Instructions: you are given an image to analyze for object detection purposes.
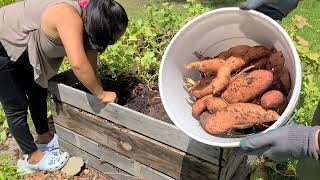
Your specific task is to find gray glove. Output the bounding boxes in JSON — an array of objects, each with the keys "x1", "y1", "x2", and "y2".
[
  {"x1": 240, "y1": 123, "x2": 320, "y2": 162},
  {"x1": 240, "y1": 0, "x2": 299, "y2": 20}
]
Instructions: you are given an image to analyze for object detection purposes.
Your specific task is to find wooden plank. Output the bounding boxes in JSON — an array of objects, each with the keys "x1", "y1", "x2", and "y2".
[
  {"x1": 232, "y1": 155, "x2": 256, "y2": 180},
  {"x1": 220, "y1": 149, "x2": 256, "y2": 180},
  {"x1": 52, "y1": 102, "x2": 219, "y2": 180},
  {"x1": 48, "y1": 75, "x2": 222, "y2": 164},
  {"x1": 59, "y1": 139, "x2": 135, "y2": 180},
  {"x1": 55, "y1": 124, "x2": 174, "y2": 180}
]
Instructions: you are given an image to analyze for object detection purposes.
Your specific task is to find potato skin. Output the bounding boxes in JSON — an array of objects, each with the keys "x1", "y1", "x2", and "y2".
[
  {"x1": 191, "y1": 56, "x2": 245, "y2": 99},
  {"x1": 222, "y1": 70, "x2": 273, "y2": 103},
  {"x1": 185, "y1": 58, "x2": 225, "y2": 73},
  {"x1": 275, "y1": 97, "x2": 289, "y2": 115},
  {"x1": 192, "y1": 95, "x2": 212, "y2": 120},
  {"x1": 261, "y1": 90, "x2": 285, "y2": 109},
  {"x1": 280, "y1": 66, "x2": 291, "y2": 95},
  {"x1": 191, "y1": 76, "x2": 215, "y2": 91},
  {"x1": 205, "y1": 97, "x2": 228, "y2": 113},
  {"x1": 199, "y1": 103, "x2": 279, "y2": 135}
]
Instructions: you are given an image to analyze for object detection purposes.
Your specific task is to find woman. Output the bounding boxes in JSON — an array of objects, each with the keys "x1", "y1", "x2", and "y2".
[{"x1": 0, "y1": 0, "x2": 128, "y2": 171}]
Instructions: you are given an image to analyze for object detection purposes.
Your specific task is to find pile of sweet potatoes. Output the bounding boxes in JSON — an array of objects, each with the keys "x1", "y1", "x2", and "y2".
[{"x1": 184, "y1": 45, "x2": 291, "y2": 135}]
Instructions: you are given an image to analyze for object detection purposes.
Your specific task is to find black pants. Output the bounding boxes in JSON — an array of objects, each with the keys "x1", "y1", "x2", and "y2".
[{"x1": 0, "y1": 42, "x2": 48, "y2": 154}]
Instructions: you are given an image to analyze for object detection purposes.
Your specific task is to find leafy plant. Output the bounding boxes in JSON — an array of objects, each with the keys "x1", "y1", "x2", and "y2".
[
  {"x1": 98, "y1": 0, "x2": 209, "y2": 84},
  {"x1": 286, "y1": 15, "x2": 320, "y2": 125},
  {"x1": 0, "y1": 154, "x2": 22, "y2": 180},
  {"x1": 0, "y1": 0, "x2": 15, "y2": 7}
]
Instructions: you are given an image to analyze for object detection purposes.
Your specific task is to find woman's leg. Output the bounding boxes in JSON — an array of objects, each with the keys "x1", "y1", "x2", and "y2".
[
  {"x1": 0, "y1": 51, "x2": 40, "y2": 158},
  {"x1": 15, "y1": 53, "x2": 52, "y2": 144}
]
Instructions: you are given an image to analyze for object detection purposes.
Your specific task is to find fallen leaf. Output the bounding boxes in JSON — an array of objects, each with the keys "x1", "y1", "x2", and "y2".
[
  {"x1": 296, "y1": 36, "x2": 310, "y2": 52},
  {"x1": 306, "y1": 53, "x2": 320, "y2": 62},
  {"x1": 294, "y1": 15, "x2": 313, "y2": 29}
]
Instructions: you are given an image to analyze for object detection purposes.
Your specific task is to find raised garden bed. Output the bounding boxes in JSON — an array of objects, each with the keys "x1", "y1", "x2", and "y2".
[{"x1": 48, "y1": 70, "x2": 257, "y2": 180}]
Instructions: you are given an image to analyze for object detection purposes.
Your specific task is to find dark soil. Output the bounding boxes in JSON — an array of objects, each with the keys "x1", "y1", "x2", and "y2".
[{"x1": 73, "y1": 75, "x2": 173, "y2": 124}]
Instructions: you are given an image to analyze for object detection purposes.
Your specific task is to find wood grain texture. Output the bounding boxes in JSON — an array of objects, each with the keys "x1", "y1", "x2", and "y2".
[
  {"x1": 59, "y1": 139, "x2": 135, "y2": 180},
  {"x1": 52, "y1": 102, "x2": 219, "y2": 179},
  {"x1": 56, "y1": 124, "x2": 174, "y2": 180},
  {"x1": 48, "y1": 72, "x2": 222, "y2": 165},
  {"x1": 220, "y1": 149, "x2": 257, "y2": 180}
]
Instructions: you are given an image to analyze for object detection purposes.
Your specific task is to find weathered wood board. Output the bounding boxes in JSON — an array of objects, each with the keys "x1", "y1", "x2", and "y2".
[
  {"x1": 56, "y1": 124, "x2": 174, "y2": 180},
  {"x1": 49, "y1": 71, "x2": 257, "y2": 180},
  {"x1": 52, "y1": 102, "x2": 220, "y2": 180},
  {"x1": 49, "y1": 71, "x2": 226, "y2": 163}
]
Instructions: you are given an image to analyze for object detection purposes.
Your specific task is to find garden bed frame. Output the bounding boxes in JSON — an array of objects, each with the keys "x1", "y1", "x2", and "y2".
[{"x1": 48, "y1": 70, "x2": 257, "y2": 180}]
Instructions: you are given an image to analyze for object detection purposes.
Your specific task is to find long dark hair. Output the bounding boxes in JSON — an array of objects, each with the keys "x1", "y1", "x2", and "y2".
[{"x1": 83, "y1": 0, "x2": 128, "y2": 52}]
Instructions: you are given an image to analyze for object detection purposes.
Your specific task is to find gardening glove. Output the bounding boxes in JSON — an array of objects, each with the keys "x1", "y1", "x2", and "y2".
[
  {"x1": 240, "y1": 123, "x2": 320, "y2": 162},
  {"x1": 239, "y1": 0, "x2": 299, "y2": 20}
]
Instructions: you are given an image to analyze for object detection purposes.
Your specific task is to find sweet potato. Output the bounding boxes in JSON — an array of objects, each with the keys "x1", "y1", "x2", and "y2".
[
  {"x1": 226, "y1": 45, "x2": 251, "y2": 58},
  {"x1": 280, "y1": 66, "x2": 291, "y2": 95},
  {"x1": 205, "y1": 97, "x2": 228, "y2": 113},
  {"x1": 261, "y1": 90, "x2": 285, "y2": 109},
  {"x1": 192, "y1": 95, "x2": 212, "y2": 119},
  {"x1": 216, "y1": 51, "x2": 229, "y2": 60},
  {"x1": 222, "y1": 70, "x2": 273, "y2": 103},
  {"x1": 191, "y1": 76, "x2": 215, "y2": 91},
  {"x1": 244, "y1": 46, "x2": 272, "y2": 63},
  {"x1": 185, "y1": 58, "x2": 225, "y2": 73},
  {"x1": 275, "y1": 97, "x2": 289, "y2": 115},
  {"x1": 191, "y1": 66, "x2": 231, "y2": 99},
  {"x1": 199, "y1": 103, "x2": 279, "y2": 135},
  {"x1": 267, "y1": 51, "x2": 286, "y2": 90},
  {"x1": 190, "y1": 56, "x2": 248, "y2": 99},
  {"x1": 249, "y1": 57, "x2": 269, "y2": 70},
  {"x1": 230, "y1": 65, "x2": 255, "y2": 82}
]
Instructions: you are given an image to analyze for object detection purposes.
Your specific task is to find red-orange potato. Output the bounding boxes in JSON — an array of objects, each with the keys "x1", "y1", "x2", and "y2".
[
  {"x1": 222, "y1": 70, "x2": 273, "y2": 103},
  {"x1": 205, "y1": 97, "x2": 228, "y2": 113},
  {"x1": 244, "y1": 46, "x2": 272, "y2": 63},
  {"x1": 199, "y1": 103, "x2": 279, "y2": 135},
  {"x1": 261, "y1": 90, "x2": 285, "y2": 109},
  {"x1": 276, "y1": 97, "x2": 289, "y2": 115},
  {"x1": 191, "y1": 76, "x2": 215, "y2": 91},
  {"x1": 192, "y1": 95, "x2": 212, "y2": 120},
  {"x1": 280, "y1": 66, "x2": 291, "y2": 95},
  {"x1": 185, "y1": 58, "x2": 225, "y2": 73}
]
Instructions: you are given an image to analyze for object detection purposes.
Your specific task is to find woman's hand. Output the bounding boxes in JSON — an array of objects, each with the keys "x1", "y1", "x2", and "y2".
[
  {"x1": 239, "y1": 0, "x2": 299, "y2": 20},
  {"x1": 97, "y1": 91, "x2": 118, "y2": 103},
  {"x1": 240, "y1": 123, "x2": 320, "y2": 162}
]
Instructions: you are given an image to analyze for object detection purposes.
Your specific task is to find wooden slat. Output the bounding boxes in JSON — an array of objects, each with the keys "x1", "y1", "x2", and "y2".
[
  {"x1": 231, "y1": 155, "x2": 257, "y2": 180},
  {"x1": 55, "y1": 124, "x2": 174, "y2": 180},
  {"x1": 49, "y1": 75, "x2": 224, "y2": 164},
  {"x1": 59, "y1": 139, "x2": 135, "y2": 180},
  {"x1": 52, "y1": 102, "x2": 219, "y2": 180},
  {"x1": 220, "y1": 149, "x2": 256, "y2": 180}
]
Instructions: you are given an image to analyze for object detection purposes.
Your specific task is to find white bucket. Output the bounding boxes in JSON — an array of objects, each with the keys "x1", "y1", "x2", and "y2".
[{"x1": 159, "y1": 8, "x2": 302, "y2": 147}]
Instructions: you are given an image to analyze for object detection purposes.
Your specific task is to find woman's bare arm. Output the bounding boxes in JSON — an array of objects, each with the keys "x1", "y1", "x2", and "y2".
[{"x1": 51, "y1": 4, "x2": 105, "y2": 99}]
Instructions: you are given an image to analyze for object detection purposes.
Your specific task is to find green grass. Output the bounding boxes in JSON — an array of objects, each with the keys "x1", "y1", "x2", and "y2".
[
  {"x1": 283, "y1": 0, "x2": 320, "y2": 52},
  {"x1": 117, "y1": 0, "x2": 242, "y2": 18}
]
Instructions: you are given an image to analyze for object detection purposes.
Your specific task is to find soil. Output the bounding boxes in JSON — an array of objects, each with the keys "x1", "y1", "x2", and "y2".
[
  {"x1": 73, "y1": 75, "x2": 173, "y2": 124},
  {"x1": 25, "y1": 167, "x2": 110, "y2": 180}
]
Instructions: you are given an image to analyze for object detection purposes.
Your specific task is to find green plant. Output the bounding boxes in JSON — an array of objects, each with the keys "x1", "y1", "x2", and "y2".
[
  {"x1": 0, "y1": 154, "x2": 22, "y2": 180},
  {"x1": 285, "y1": 15, "x2": 320, "y2": 125},
  {"x1": 0, "y1": 0, "x2": 15, "y2": 7},
  {"x1": 98, "y1": 1, "x2": 209, "y2": 84}
]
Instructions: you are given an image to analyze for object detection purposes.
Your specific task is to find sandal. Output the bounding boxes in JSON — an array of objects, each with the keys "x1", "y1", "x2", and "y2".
[
  {"x1": 26, "y1": 150, "x2": 70, "y2": 172},
  {"x1": 36, "y1": 134, "x2": 59, "y2": 152}
]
